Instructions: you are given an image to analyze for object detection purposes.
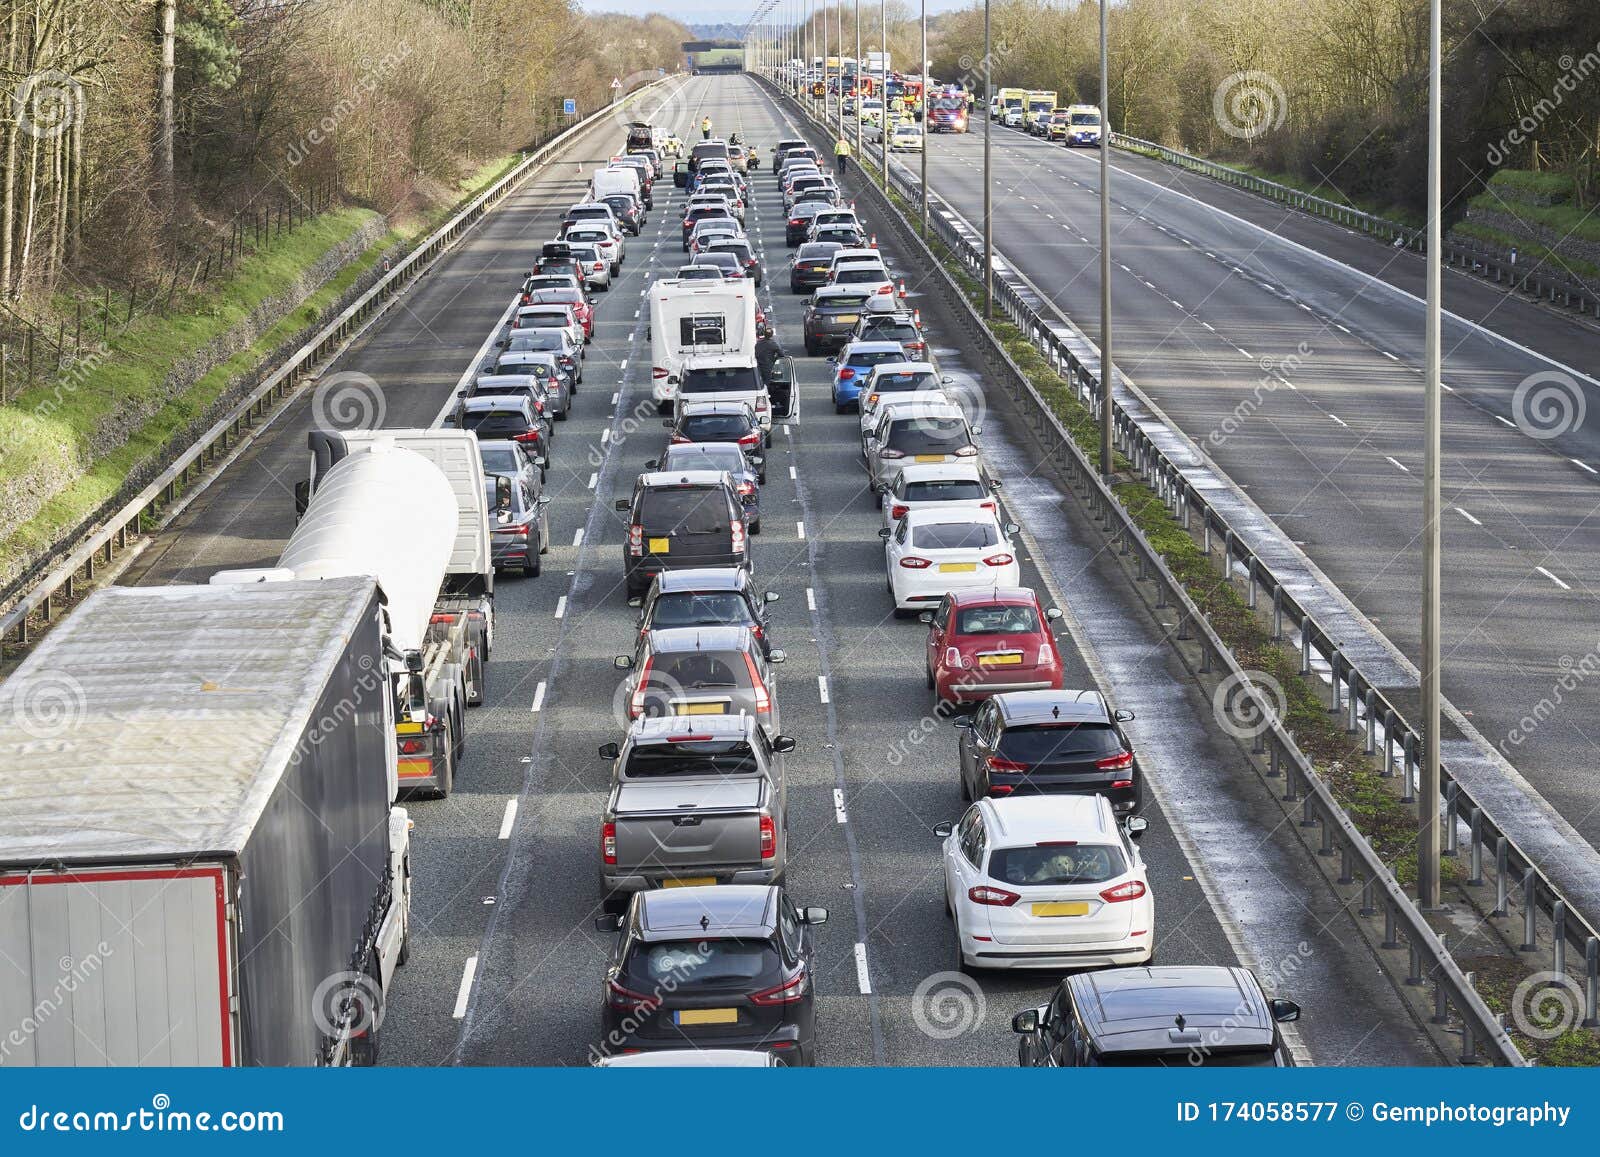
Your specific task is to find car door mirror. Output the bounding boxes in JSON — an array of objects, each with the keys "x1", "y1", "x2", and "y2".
[
  {"x1": 772, "y1": 734, "x2": 797, "y2": 753},
  {"x1": 1124, "y1": 816, "x2": 1149, "y2": 840},
  {"x1": 662, "y1": 419, "x2": 674, "y2": 428},
  {"x1": 952, "y1": 715, "x2": 973, "y2": 729},
  {"x1": 626, "y1": 596, "x2": 643, "y2": 609},
  {"x1": 533, "y1": 456, "x2": 547, "y2": 468},
  {"x1": 800, "y1": 906, "x2": 829, "y2": 925},
  {"x1": 1004, "y1": 522, "x2": 1020, "y2": 536},
  {"x1": 918, "y1": 611, "x2": 934, "y2": 624},
  {"x1": 768, "y1": 649, "x2": 787, "y2": 664},
  {"x1": 940, "y1": 374, "x2": 953, "y2": 384},
  {"x1": 1012, "y1": 1008, "x2": 1043, "y2": 1035},
  {"x1": 1045, "y1": 607, "x2": 1063, "y2": 621},
  {"x1": 614, "y1": 498, "x2": 632, "y2": 512},
  {"x1": 613, "y1": 655, "x2": 634, "y2": 670},
  {"x1": 1270, "y1": 999, "x2": 1301, "y2": 1023},
  {"x1": 645, "y1": 459, "x2": 659, "y2": 470},
  {"x1": 878, "y1": 527, "x2": 892, "y2": 539},
  {"x1": 1114, "y1": 708, "x2": 1135, "y2": 722},
  {"x1": 763, "y1": 590, "x2": 780, "y2": 603},
  {"x1": 593, "y1": 914, "x2": 623, "y2": 933},
  {"x1": 750, "y1": 456, "x2": 764, "y2": 467},
  {"x1": 537, "y1": 496, "x2": 552, "y2": 507},
  {"x1": 989, "y1": 478, "x2": 1003, "y2": 491},
  {"x1": 872, "y1": 481, "x2": 887, "y2": 493},
  {"x1": 932, "y1": 820, "x2": 954, "y2": 838},
  {"x1": 597, "y1": 742, "x2": 621, "y2": 760},
  {"x1": 971, "y1": 425, "x2": 984, "y2": 436}
]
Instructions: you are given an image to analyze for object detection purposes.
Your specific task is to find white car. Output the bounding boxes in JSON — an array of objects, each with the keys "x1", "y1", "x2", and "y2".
[
  {"x1": 830, "y1": 261, "x2": 895, "y2": 296},
  {"x1": 890, "y1": 124, "x2": 924, "y2": 152},
  {"x1": 858, "y1": 361, "x2": 946, "y2": 439},
  {"x1": 828, "y1": 248, "x2": 882, "y2": 277},
  {"x1": 938, "y1": 795, "x2": 1153, "y2": 971},
  {"x1": 859, "y1": 98, "x2": 884, "y2": 126},
  {"x1": 1002, "y1": 106, "x2": 1026, "y2": 127},
  {"x1": 564, "y1": 242, "x2": 611, "y2": 292},
  {"x1": 512, "y1": 305, "x2": 584, "y2": 354},
  {"x1": 879, "y1": 462, "x2": 999, "y2": 527},
  {"x1": 565, "y1": 225, "x2": 622, "y2": 274},
  {"x1": 880, "y1": 508, "x2": 1020, "y2": 611}
]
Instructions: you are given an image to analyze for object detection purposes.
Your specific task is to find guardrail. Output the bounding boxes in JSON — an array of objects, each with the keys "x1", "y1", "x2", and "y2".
[
  {"x1": 773, "y1": 73, "x2": 1600, "y2": 1064},
  {"x1": 1110, "y1": 132, "x2": 1600, "y2": 319},
  {"x1": 0, "y1": 78, "x2": 677, "y2": 652}
]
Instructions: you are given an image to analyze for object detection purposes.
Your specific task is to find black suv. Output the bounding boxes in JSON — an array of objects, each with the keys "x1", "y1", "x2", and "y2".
[
  {"x1": 955, "y1": 689, "x2": 1141, "y2": 813},
  {"x1": 596, "y1": 885, "x2": 827, "y2": 1065},
  {"x1": 616, "y1": 469, "x2": 750, "y2": 597},
  {"x1": 789, "y1": 241, "x2": 843, "y2": 293},
  {"x1": 1014, "y1": 966, "x2": 1301, "y2": 1067}
]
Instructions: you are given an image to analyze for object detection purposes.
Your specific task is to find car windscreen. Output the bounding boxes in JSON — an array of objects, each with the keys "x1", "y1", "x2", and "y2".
[
  {"x1": 1072, "y1": 112, "x2": 1100, "y2": 125},
  {"x1": 681, "y1": 366, "x2": 761, "y2": 394},
  {"x1": 797, "y1": 244, "x2": 841, "y2": 262},
  {"x1": 836, "y1": 267, "x2": 888, "y2": 284},
  {"x1": 681, "y1": 413, "x2": 752, "y2": 441},
  {"x1": 462, "y1": 411, "x2": 529, "y2": 437},
  {"x1": 622, "y1": 740, "x2": 757, "y2": 777},
  {"x1": 911, "y1": 521, "x2": 997, "y2": 550},
  {"x1": 989, "y1": 843, "x2": 1126, "y2": 886},
  {"x1": 863, "y1": 323, "x2": 919, "y2": 345},
  {"x1": 507, "y1": 333, "x2": 564, "y2": 352},
  {"x1": 638, "y1": 487, "x2": 729, "y2": 532},
  {"x1": 819, "y1": 294, "x2": 870, "y2": 311},
  {"x1": 955, "y1": 603, "x2": 1041, "y2": 635},
  {"x1": 627, "y1": 939, "x2": 780, "y2": 989},
  {"x1": 886, "y1": 416, "x2": 969, "y2": 453},
  {"x1": 650, "y1": 592, "x2": 755, "y2": 630},
  {"x1": 901, "y1": 476, "x2": 985, "y2": 503},
  {"x1": 933, "y1": 98, "x2": 962, "y2": 110},
  {"x1": 996, "y1": 722, "x2": 1122, "y2": 762}
]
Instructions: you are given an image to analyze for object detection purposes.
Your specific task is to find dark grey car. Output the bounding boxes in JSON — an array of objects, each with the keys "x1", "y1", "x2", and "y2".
[
  {"x1": 482, "y1": 465, "x2": 550, "y2": 577},
  {"x1": 647, "y1": 443, "x2": 763, "y2": 532}
]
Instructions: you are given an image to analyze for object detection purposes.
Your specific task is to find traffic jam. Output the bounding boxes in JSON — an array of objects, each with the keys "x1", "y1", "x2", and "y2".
[{"x1": 437, "y1": 112, "x2": 1301, "y2": 1069}]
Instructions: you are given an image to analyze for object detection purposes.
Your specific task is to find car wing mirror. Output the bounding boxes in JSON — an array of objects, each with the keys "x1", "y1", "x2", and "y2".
[
  {"x1": 878, "y1": 528, "x2": 892, "y2": 539},
  {"x1": 1270, "y1": 999, "x2": 1301, "y2": 1023},
  {"x1": 1045, "y1": 606, "x2": 1064, "y2": 621},
  {"x1": 1012, "y1": 1008, "x2": 1042, "y2": 1035},
  {"x1": 952, "y1": 715, "x2": 973, "y2": 728},
  {"x1": 932, "y1": 820, "x2": 954, "y2": 838},
  {"x1": 767, "y1": 649, "x2": 787, "y2": 664},
  {"x1": 1114, "y1": 708, "x2": 1135, "y2": 722},
  {"x1": 597, "y1": 742, "x2": 621, "y2": 759},
  {"x1": 1124, "y1": 816, "x2": 1149, "y2": 841},
  {"x1": 1004, "y1": 522, "x2": 1020, "y2": 536},
  {"x1": 593, "y1": 914, "x2": 623, "y2": 933},
  {"x1": 918, "y1": 611, "x2": 934, "y2": 624},
  {"x1": 613, "y1": 655, "x2": 634, "y2": 670},
  {"x1": 614, "y1": 498, "x2": 631, "y2": 512},
  {"x1": 801, "y1": 906, "x2": 829, "y2": 925},
  {"x1": 772, "y1": 734, "x2": 797, "y2": 753}
]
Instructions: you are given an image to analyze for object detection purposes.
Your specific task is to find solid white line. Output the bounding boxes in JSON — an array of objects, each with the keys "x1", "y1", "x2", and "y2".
[
  {"x1": 1329, "y1": 414, "x2": 1347, "y2": 427},
  {"x1": 619, "y1": 359, "x2": 628, "y2": 372},
  {"x1": 498, "y1": 799, "x2": 518, "y2": 840},
  {"x1": 573, "y1": 527, "x2": 585, "y2": 547},
  {"x1": 1495, "y1": 415, "x2": 1516, "y2": 428},
  {"x1": 833, "y1": 788, "x2": 848, "y2": 823},
  {"x1": 1456, "y1": 507, "x2": 1482, "y2": 526},
  {"x1": 789, "y1": 465, "x2": 797, "y2": 479},
  {"x1": 1385, "y1": 456, "x2": 1410, "y2": 473},
  {"x1": 806, "y1": 587, "x2": 816, "y2": 611},
  {"x1": 452, "y1": 956, "x2": 479, "y2": 1019},
  {"x1": 530, "y1": 680, "x2": 547, "y2": 712},
  {"x1": 1573, "y1": 459, "x2": 1598, "y2": 475},
  {"x1": 554, "y1": 595, "x2": 568, "y2": 619},
  {"x1": 432, "y1": 295, "x2": 519, "y2": 427},
  {"x1": 796, "y1": 521, "x2": 806, "y2": 539},
  {"x1": 817, "y1": 675, "x2": 830, "y2": 703},
  {"x1": 1237, "y1": 348, "x2": 1252, "y2": 359},
  {"x1": 587, "y1": 472, "x2": 598, "y2": 489},
  {"x1": 853, "y1": 943, "x2": 872, "y2": 994},
  {"x1": 611, "y1": 392, "x2": 620, "y2": 404},
  {"x1": 600, "y1": 428, "x2": 611, "y2": 445},
  {"x1": 1536, "y1": 566, "x2": 1571, "y2": 591}
]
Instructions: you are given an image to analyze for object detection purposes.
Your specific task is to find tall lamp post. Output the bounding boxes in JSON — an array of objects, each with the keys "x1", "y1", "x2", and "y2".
[
  {"x1": 1097, "y1": 0, "x2": 1113, "y2": 476},
  {"x1": 880, "y1": 0, "x2": 889, "y2": 195},
  {"x1": 854, "y1": 0, "x2": 862, "y2": 163},
  {"x1": 836, "y1": 1, "x2": 845, "y2": 139},
  {"x1": 919, "y1": 0, "x2": 927, "y2": 239},
  {"x1": 981, "y1": 0, "x2": 992, "y2": 317}
]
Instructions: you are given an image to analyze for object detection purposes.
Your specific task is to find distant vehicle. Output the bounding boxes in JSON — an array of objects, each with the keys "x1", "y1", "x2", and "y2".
[
  {"x1": 480, "y1": 443, "x2": 550, "y2": 577},
  {"x1": 1063, "y1": 104, "x2": 1103, "y2": 147},
  {"x1": 1025, "y1": 91, "x2": 1058, "y2": 134},
  {"x1": 890, "y1": 123, "x2": 924, "y2": 152}
]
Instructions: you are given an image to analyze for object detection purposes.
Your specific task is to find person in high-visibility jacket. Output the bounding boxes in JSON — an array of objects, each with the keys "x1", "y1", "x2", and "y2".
[
  {"x1": 701, "y1": 116, "x2": 712, "y2": 139},
  {"x1": 834, "y1": 135, "x2": 852, "y2": 177}
]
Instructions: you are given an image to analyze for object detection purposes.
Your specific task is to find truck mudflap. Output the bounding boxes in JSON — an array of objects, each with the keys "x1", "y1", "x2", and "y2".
[{"x1": 396, "y1": 716, "x2": 453, "y2": 797}]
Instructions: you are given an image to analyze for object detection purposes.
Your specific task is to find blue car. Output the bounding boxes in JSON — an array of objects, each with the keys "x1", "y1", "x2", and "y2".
[{"x1": 829, "y1": 340, "x2": 911, "y2": 413}]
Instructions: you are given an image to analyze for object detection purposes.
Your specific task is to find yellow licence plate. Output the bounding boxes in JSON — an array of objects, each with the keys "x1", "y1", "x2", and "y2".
[
  {"x1": 835, "y1": 313, "x2": 858, "y2": 324},
  {"x1": 1032, "y1": 901, "x2": 1091, "y2": 918},
  {"x1": 649, "y1": 537, "x2": 670, "y2": 554},
  {"x1": 939, "y1": 562, "x2": 977, "y2": 573},
  {"x1": 674, "y1": 701, "x2": 728, "y2": 715},
  {"x1": 663, "y1": 876, "x2": 717, "y2": 888},
  {"x1": 914, "y1": 454, "x2": 946, "y2": 463},
  {"x1": 978, "y1": 653, "x2": 1023, "y2": 666},
  {"x1": 677, "y1": 1007, "x2": 739, "y2": 1026}
]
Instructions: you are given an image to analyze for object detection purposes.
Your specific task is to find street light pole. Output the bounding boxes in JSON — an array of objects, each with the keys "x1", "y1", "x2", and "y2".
[
  {"x1": 982, "y1": 0, "x2": 992, "y2": 318},
  {"x1": 1097, "y1": 0, "x2": 1113, "y2": 476},
  {"x1": 854, "y1": 0, "x2": 862, "y2": 163},
  {"x1": 919, "y1": 0, "x2": 927, "y2": 239},
  {"x1": 836, "y1": 1, "x2": 845, "y2": 140},
  {"x1": 1418, "y1": 0, "x2": 1444, "y2": 911},
  {"x1": 880, "y1": 0, "x2": 888, "y2": 195}
]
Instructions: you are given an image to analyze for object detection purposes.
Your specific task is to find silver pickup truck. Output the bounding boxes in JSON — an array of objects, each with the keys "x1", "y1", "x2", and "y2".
[{"x1": 598, "y1": 714, "x2": 793, "y2": 910}]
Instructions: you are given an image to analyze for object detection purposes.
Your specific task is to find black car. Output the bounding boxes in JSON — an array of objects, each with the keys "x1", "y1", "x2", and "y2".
[
  {"x1": 854, "y1": 308, "x2": 929, "y2": 360},
  {"x1": 789, "y1": 241, "x2": 842, "y2": 293},
  {"x1": 802, "y1": 287, "x2": 874, "y2": 355},
  {"x1": 665, "y1": 402, "x2": 764, "y2": 472},
  {"x1": 648, "y1": 443, "x2": 764, "y2": 530},
  {"x1": 1013, "y1": 967, "x2": 1301, "y2": 1067},
  {"x1": 453, "y1": 396, "x2": 551, "y2": 463},
  {"x1": 601, "y1": 193, "x2": 646, "y2": 235},
  {"x1": 785, "y1": 201, "x2": 830, "y2": 246},
  {"x1": 955, "y1": 689, "x2": 1141, "y2": 813},
  {"x1": 707, "y1": 238, "x2": 762, "y2": 285},
  {"x1": 616, "y1": 469, "x2": 750, "y2": 597},
  {"x1": 772, "y1": 139, "x2": 812, "y2": 170},
  {"x1": 631, "y1": 567, "x2": 779, "y2": 653},
  {"x1": 596, "y1": 885, "x2": 827, "y2": 1065},
  {"x1": 682, "y1": 205, "x2": 734, "y2": 251}
]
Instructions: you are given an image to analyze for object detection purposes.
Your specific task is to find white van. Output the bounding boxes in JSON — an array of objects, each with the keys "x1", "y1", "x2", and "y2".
[
  {"x1": 648, "y1": 279, "x2": 758, "y2": 406},
  {"x1": 590, "y1": 166, "x2": 641, "y2": 202}
]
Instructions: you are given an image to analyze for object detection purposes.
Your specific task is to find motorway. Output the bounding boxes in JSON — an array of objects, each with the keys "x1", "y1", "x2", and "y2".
[
  {"x1": 861, "y1": 109, "x2": 1600, "y2": 853},
  {"x1": 121, "y1": 76, "x2": 1434, "y2": 1066}
]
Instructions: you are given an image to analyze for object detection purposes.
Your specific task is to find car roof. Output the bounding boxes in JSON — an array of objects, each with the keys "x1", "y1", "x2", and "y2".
[
  {"x1": 882, "y1": 400, "x2": 964, "y2": 420},
  {"x1": 797, "y1": 241, "x2": 843, "y2": 256},
  {"x1": 654, "y1": 567, "x2": 752, "y2": 594},
  {"x1": 1067, "y1": 967, "x2": 1276, "y2": 1052},
  {"x1": 636, "y1": 469, "x2": 732, "y2": 489},
  {"x1": 832, "y1": 248, "x2": 880, "y2": 261},
  {"x1": 812, "y1": 284, "x2": 874, "y2": 300},
  {"x1": 842, "y1": 340, "x2": 907, "y2": 356},
  {"x1": 901, "y1": 507, "x2": 998, "y2": 528},
  {"x1": 867, "y1": 362, "x2": 939, "y2": 382},
  {"x1": 645, "y1": 625, "x2": 757, "y2": 653},
  {"x1": 993, "y1": 688, "x2": 1111, "y2": 725},
  {"x1": 896, "y1": 461, "x2": 984, "y2": 483},
  {"x1": 979, "y1": 793, "x2": 1114, "y2": 845},
  {"x1": 637, "y1": 885, "x2": 777, "y2": 938}
]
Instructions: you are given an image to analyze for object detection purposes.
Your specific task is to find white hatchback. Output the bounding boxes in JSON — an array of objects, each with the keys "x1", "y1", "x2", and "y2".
[
  {"x1": 565, "y1": 225, "x2": 622, "y2": 274},
  {"x1": 881, "y1": 508, "x2": 1020, "y2": 611},
  {"x1": 938, "y1": 795, "x2": 1153, "y2": 971},
  {"x1": 879, "y1": 462, "x2": 999, "y2": 528}
]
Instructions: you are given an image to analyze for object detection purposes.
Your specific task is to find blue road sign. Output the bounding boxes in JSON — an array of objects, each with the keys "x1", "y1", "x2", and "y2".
[{"x1": 562, "y1": 98, "x2": 576, "y2": 116}]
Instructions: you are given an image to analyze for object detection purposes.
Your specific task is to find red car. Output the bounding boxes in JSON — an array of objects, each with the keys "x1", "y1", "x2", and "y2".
[
  {"x1": 527, "y1": 287, "x2": 593, "y2": 339},
  {"x1": 921, "y1": 588, "x2": 1065, "y2": 707}
]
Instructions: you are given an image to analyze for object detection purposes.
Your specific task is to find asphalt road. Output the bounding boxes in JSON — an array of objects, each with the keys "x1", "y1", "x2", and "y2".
[
  {"x1": 121, "y1": 76, "x2": 1436, "y2": 1067},
  {"x1": 875, "y1": 112, "x2": 1600, "y2": 854}
]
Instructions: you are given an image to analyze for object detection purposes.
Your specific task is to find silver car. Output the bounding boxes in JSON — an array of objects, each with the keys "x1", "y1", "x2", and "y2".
[
  {"x1": 614, "y1": 625, "x2": 785, "y2": 736},
  {"x1": 865, "y1": 400, "x2": 983, "y2": 490}
]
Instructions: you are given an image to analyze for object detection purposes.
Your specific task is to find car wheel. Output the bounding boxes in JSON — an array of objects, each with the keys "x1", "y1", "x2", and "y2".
[
  {"x1": 750, "y1": 518, "x2": 762, "y2": 534},
  {"x1": 953, "y1": 920, "x2": 976, "y2": 975},
  {"x1": 834, "y1": 400, "x2": 847, "y2": 414},
  {"x1": 757, "y1": 470, "x2": 767, "y2": 485},
  {"x1": 528, "y1": 549, "x2": 542, "y2": 578},
  {"x1": 555, "y1": 408, "x2": 569, "y2": 421}
]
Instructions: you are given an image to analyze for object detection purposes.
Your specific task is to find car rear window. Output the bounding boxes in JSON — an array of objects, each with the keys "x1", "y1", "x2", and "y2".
[
  {"x1": 711, "y1": 242, "x2": 753, "y2": 261},
  {"x1": 797, "y1": 243, "x2": 840, "y2": 261},
  {"x1": 681, "y1": 366, "x2": 761, "y2": 394},
  {"x1": 836, "y1": 267, "x2": 888, "y2": 285},
  {"x1": 681, "y1": 413, "x2": 752, "y2": 441},
  {"x1": 988, "y1": 844, "x2": 1125, "y2": 886},
  {"x1": 886, "y1": 416, "x2": 969, "y2": 453},
  {"x1": 955, "y1": 604, "x2": 1039, "y2": 634},
  {"x1": 623, "y1": 740, "x2": 758, "y2": 777},
  {"x1": 520, "y1": 310, "x2": 569, "y2": 328},
  {"x1": 912, "y1": 522, "x2": 997, "y2": 550},
  {"x1": 629, "y1": 939, "x2": 779, "y2": 988},
  {"x1": 665, "y1": 445, "x2": 745, "y2": 473},
  {"x1": 847, "y1": 348, "x2": 906, "y2": 367},
  {"x1": 508, "y1": 333, "x2": 564, "y2": 352},
  {"x1": 864, "y1": 323, "x2": 919, "y2": 345},
  {"x1": 821, "y1": 293, "x2": 870, "y2": 310},
  {"x1": 650, "y1": 593, "x2": 754, "y2": 630},
  {"x1": 463, "y1": 411, "x2": 529, "y2": 437},
  {"x1": 902, "y1": 477, "x2": 985, "y2": 503},
  {"x1": 649, "y1": 649, "x2": 754, "y2": 692},
  {"x1": 996, "y1": 722, "x2": 1122, "y2": 762},
  {"x1": 491, "y1": 361, "x2": 552, "y2": 377},
  {"x1": 638, "y1": 486, "x2": 730, "y2": 531},
  {"x1": 479, "y1": 447, "x2": 522, "y2": 474}
]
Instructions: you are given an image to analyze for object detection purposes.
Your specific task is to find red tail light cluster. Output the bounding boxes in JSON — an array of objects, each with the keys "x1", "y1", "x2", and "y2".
[
  {"x1": 759, "y1": 813, "x2": 776, "y2": 859},
  {"x1": 1099, "y1": 879, "x2": 1147, "y2": 903},
  {"x1": 750, "y1": 967, "x2": 808, "y2": 1005},
  {"x1": 601, "y1": 822, "x2": 617, "y2": 865},
  {"x1": 1097, "y1": 751, "x2": 1134, "y2": 772},
  {"x1": 628, "y1": 524, "x2": 643, "y2": 557},
  {"x1": 898, "y1": 556, "x2": 932, "y2": 569},
  {"x1": 967, "y1": 884, "x2": 1020, "y2": 907},
  {"x1": 986, "y1": 756, "x2": 1027, "y2": 773},
  {"x1": 890, "y1": 503, "x2": 910, "y2": 520},
  {"x1": 606, "y1": 979, "x2": 658, "y2": 1013},
  {"x1": 983, "y1": 554, "x2": 1014, "y2": 567}
]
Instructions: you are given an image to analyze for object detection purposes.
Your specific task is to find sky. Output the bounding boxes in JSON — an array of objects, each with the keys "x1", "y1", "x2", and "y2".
[{"x1": 581, "y1": 1, "x2": 973, "y2": 23}]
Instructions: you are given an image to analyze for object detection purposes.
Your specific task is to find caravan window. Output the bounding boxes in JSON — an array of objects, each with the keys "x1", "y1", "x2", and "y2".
[{"x1": 680, "y1": 314, "x2": 728, "y2": 347}]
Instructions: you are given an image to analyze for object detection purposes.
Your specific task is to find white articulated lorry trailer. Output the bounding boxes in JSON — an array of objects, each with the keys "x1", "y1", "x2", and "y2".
[
  {"x1": 0, "y1": 577, "x2": 410, "y2": 1067},
  {"x1": 280, "y1": 429, "x2": 495, "y2": 798}
]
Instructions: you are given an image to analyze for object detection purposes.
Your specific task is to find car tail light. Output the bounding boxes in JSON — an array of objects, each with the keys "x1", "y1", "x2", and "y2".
[
  {"x1": 878, "y1": 448, "x2": 905, "y2": 459},
  {"x1": 986, "y1": 756, "x2": 1027, "y2": 772},
  {"x1": 983, "y1": 553, "x2": 1014, "y2": 567},
  {"x1": 944, "y1": 646, "x2": 967, "y2": 670},
  {"x1": 627, "y1": 657, "x2": 657, "y2": 717},
  {"x1": 738, "y1": 431, "x2": 761, "y2": 446},
  {"x1": 670, "y1": 434, "x2": 690, "y2": 444},
  {"x1": 979, "y1": 501, "x2": 996, "y2": 511},
  {"x1": 759, "y1": 813, "x2": 776, "y2": 859},
  {"x1": 594, "y1": 261, "x2": 604, "y2": 272},
  {"x1": 532, "y1": 399, "x2": 545, "y2": 414},
  {"x1": 967, "y1": 885, "x2": 1020, "y2": 907},
  {"x1": 513, "y1": 430, "x2": 540, "y2": 444},
  {"x1": 839, "y1": 368, "x2": 856, "y2": 381},
  {"x1": 1100, "y1": 879, "x2": 1147, "y2": 903},
  {"x1": 741, "y1": 651, "x2": 769, "y2": 715},
  {"x1": 750, "y1": 967, "x2": 809, "y2": 1005},
  {"x1": 1097, "y1": 751, "x2": 1134, "y2": 772},
  {"x1": 989, "y1": 784, "x2": 1015, "y2": 795},
  {"x1": 890, "y1": 503, "x2": 909, "y2": 520},
  {"x1": 954, "y1": 445, "x2": 979, "y2": 457},
  {"x1": 601, "y1": 822, "x2": 617, "y2": 865},
  {"x1": 399, "y1": 737, "x2": 425, "y2": 755},
  {"x1": 628, "y1": 523, "x2": 643, "y2": 557},
  {"x1": 876, "y1": 284, "x2": 893, "y2": 295},
  {"x1": 500, "y1": 524, "x2": 529, "y2": 537},
  {"x1": 789, "y1": 217, "x2": 803, "y2": 225},
  {"x1": 755, "y1": 397, "x2": 768, "y2": 412},
  {"x1": 652, "y1": 367, "x2": 668, "y2": 379},
  {"x1": 898, "y1": 556, "x2": 932, "y2": 569},
  {"x1": 730, "y1": 517, "x2": 746, "y2": 554},
  {"x1": 606, "y1": 979, "x2": 659, "y2": 1013},
  {"x1": 737, "y1": 481, "x2": 755, "y2": 497},
  {"x1": 1111, "y1": 779, "x2": 1133, "y2": 789},
  {"x1": 1036, "y1": 646, "x2": 1057, "y2": 667}
]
